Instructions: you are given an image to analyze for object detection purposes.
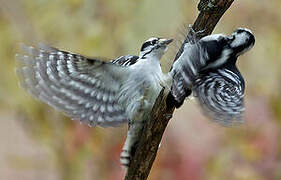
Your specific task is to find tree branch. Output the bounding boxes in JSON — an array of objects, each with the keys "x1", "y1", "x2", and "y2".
[{"x1": 125, "y1": 0, "x2": 235, "y2": 179}]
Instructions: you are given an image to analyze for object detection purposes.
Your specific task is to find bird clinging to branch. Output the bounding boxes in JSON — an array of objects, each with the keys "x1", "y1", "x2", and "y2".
[
  {"x1": 16, "y1": 27, "x2": 255, "y2": 171},
  {"x1": 16, "y1": 37, "x2": 174, "y2": 169},
  {"x1": 170, "y1": 28, "x2": 255, "y2": 126}
]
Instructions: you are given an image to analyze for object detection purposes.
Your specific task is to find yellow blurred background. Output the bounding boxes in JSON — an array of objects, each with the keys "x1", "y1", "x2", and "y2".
[{"x1": 0, "y1": 0, "x2": 281, "y2": 179}]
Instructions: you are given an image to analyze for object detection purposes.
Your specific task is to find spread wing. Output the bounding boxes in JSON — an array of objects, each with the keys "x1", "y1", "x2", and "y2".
[
  {"x1": 193, "y1": 68, "x2": 245, "y2": 126},
  {"x1": 170, "y1": 36, "x2": 245, "y2": 126},
  {"x1": 16, "y1": 43, "x2": 132, "y2": 127}
]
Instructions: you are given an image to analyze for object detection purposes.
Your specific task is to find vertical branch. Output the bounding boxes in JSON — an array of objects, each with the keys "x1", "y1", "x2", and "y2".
[{"x1": 125, "y1": 0, "x2": 235, "y2": 180}]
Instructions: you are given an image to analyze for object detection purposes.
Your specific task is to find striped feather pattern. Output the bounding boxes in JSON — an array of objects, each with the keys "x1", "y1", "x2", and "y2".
[
  {"x1": 111, "y1": 55, "x2": 139, "y2": 66},
  {"x1": 193, "y1": 68, "x2": 245, "y2": 126},
  {"x1": 16, "y1": 43, "x2": 130, "y2": 127},
  {"x1": 170, "y1": 28, "x2": 254, "y2": 125},
  {"x1": 170, "y1": 42, "x2": 207, "y2": 102}
]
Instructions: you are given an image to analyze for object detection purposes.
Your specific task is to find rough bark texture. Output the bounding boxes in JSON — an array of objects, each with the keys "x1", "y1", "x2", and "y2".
[{"x1": 125, "y1": 0, "x2": 235, "y2": 179}]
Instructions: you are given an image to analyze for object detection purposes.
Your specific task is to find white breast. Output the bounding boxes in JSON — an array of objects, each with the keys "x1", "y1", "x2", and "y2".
[{"x1": 118, "y1": 57, "x2": 165, "y2": 119}]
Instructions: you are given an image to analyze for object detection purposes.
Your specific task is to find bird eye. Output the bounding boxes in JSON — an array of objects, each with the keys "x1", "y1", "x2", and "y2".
[{"x1": 151, "y1": 40, "x2": 157, "y2": 45}]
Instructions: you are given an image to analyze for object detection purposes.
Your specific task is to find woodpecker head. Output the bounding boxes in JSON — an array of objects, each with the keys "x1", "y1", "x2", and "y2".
[
  {"x1": 229, "y1": 28, "x2": 255, "y2": 56},
  {"x1": 200, "y1": 28, "x2": 255, "y2": 58},
  {"x1": 139, "y1": 37, "x2": 173, "y2": 59},
  {"x1": 197, "y1": 28, "x2": 255, "y2": 70}
]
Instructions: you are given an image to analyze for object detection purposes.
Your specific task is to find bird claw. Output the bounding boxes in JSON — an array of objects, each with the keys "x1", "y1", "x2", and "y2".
[
  {"x1": 188, "y1": 25, "x2": 206, "y2": 43},
  {"x1": 189, "y1": 24, "x2": 206, "y2": 35}
]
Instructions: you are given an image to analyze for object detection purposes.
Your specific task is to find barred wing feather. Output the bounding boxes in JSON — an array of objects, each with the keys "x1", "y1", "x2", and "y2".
[
  {"x1": 193, "y1": 68, "x2": 245, "y2": 126},
  {"x1": 16, "y1": 43, "x2": 130, "y2": 127}
]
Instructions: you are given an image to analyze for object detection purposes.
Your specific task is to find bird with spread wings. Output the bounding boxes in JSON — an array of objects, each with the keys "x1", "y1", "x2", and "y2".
[{"x1": 16, "y1": 28, "x2": 255, "y2": 169}]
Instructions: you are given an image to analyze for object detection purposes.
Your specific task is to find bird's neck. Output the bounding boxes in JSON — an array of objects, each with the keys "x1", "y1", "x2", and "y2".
[
  {"x1": 139, "y1": 50, "x2": 163, "y2": 60},
  {"x1": 134, "y1": 54, "x2": 162, "y2": 74},
  {"x1": 140, "y1": 56, "x2": 161, "y2": 68}
]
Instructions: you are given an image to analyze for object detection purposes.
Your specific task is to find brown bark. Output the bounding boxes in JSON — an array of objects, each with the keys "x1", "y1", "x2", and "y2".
[{"x1": 125, "y1": 1, "x2": 235, "y2": 179}]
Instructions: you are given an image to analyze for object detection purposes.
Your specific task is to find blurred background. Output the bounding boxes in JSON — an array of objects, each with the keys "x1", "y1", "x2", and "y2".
[{"x1": 0, "y1": 0, "x2": 280, "y2": 179}]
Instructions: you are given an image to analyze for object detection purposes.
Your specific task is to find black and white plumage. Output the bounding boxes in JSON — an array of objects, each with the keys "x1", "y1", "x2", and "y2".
[
  {"x1": 16, "y1": 37, "x2": 173, "y2": 168},
  {"x1": 110, "y1": 55, "x2": 139, "y2": 66},
  {"x1": 193, "y1": 67, "x2": 245, "y2": 126},
  {"x1": 16, "y1": 44, "x2": 129, "y2": 127},
  {"x1": 16, "y1": 26, "x2": 255, "y2": 169},
  {"x1": 170, "y1": 28, "x2": 255, "y2": 125}
]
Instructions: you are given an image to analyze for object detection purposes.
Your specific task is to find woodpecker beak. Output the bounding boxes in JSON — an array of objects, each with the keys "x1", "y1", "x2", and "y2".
[{"x1": 160, "y1": 38, "x2": 173, "y2": 46}]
